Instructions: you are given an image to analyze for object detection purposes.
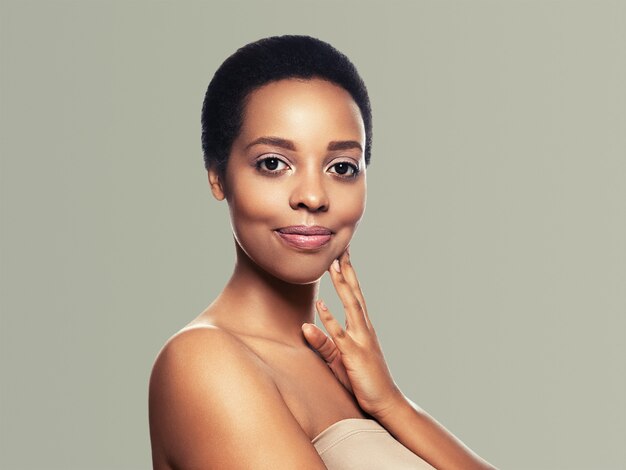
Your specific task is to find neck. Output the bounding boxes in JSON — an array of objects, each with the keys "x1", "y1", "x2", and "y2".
[{"x1": 209, "y1": 241, "x2": 320, "y2": 348}]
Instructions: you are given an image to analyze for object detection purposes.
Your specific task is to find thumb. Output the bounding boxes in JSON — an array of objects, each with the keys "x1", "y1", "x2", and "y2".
[{"x1": 302, "y1": 323, "x2": 340, "y2": 364}]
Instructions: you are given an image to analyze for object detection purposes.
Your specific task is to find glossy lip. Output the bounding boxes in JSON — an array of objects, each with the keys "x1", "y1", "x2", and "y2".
[{"x1": 274, "y1": 225, "x2": 333, "y2": 251}]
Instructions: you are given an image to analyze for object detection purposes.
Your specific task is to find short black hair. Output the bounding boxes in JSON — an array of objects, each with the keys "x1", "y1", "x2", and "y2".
[{"x1": 201, "y1": 35, "x2": 372, "y2": 175}]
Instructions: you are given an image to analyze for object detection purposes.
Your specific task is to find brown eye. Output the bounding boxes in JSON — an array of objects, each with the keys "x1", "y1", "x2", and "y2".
[
  {"x1": 263, "y1": 158, "x2": 280, "y2": 170},
  {"x1": 256, "y1": 156, "x2": 288, "y2": 173},
  {"x1": 329, "y1": 161, "x2": 359, "y2": 177}
]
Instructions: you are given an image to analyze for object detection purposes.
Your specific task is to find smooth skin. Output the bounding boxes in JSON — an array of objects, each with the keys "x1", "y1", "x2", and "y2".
[{"x1": 148, "y1": 78, "x2": 497, "y2": 469}]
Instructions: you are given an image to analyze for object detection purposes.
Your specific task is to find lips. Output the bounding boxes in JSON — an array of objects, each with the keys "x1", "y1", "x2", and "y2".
[{"x1": 275, "y1": 225, "x2": 333, "y2": 250}]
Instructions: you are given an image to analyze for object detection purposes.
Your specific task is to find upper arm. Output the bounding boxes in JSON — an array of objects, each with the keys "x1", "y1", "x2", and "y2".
[{"x1": 149, "y1": 327, "x2": 327, "y2": 470}]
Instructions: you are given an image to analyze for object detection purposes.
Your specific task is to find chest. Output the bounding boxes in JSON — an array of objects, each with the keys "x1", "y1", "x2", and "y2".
[{"x1": 239, "y1": 338, "x2": 367, "y2": 439}]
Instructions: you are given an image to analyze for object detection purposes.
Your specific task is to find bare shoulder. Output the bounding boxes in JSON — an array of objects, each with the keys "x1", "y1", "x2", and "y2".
[
  {"x1": 151, "y1": 325, "x2": 267, "y2": 382},
  {"x1": 149, "y1": 326, "x2": 326, "y2": 470}
]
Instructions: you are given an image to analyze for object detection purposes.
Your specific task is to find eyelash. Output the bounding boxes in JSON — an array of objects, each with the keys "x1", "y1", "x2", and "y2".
[
  {"x1": 329, "y1": 161, "x2": 360, "y2": 178},
  {"x1": 255, "y1": 156, "x2": 360, "y2": 179},
  {"x1": 255, "y1": 156, "x2": 289, "y2": 175}
]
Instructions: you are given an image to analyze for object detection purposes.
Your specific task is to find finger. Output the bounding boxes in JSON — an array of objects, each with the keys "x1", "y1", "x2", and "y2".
[
  {"x1": 314, "y1": 299, "x2": 349, "y2": 345},
  {"x1": 328, "y1": 256, "x2": 369, "y2": 331},
  {"x1": 301, "y1": 322, "x2": 341, "y2": 365},
  {"x1": 302, "y1": 321, "x2": 354, "y2": 395},
  {"x1": 337, "y1": 249, "x2": 372, "y2": 329}
]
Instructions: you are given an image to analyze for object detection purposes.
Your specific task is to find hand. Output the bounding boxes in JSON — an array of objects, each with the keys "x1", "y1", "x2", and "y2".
[{"x1": 301, "y1": 248, "x2": 403, "y2": 419}]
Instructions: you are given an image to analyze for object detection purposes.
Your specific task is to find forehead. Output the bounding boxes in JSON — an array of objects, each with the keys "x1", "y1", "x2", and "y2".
[{"x1": 237, "y1": 78, "x2": 365, "y2": 149}]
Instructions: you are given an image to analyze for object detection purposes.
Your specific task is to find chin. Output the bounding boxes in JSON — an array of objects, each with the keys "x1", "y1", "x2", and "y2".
[
  {"x1": 277, "y1": 272, "x2": 325, "y2": 286},
  {"x1": 234, "y1": 238, "x2": 332, "y2": 285},
  {"x1": 266, "y1": 260, "x2": 329, "y2": 285}
]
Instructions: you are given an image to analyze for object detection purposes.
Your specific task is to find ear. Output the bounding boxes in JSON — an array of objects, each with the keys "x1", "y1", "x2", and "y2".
[{"x1": 207, "y1": 164, "x2": 226, "y2": 201}]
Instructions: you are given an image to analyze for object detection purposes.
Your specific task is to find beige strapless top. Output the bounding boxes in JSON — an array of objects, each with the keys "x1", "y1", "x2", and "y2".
[{"x1": 311, "y1": 418, "x2": 436, "y2": 469}]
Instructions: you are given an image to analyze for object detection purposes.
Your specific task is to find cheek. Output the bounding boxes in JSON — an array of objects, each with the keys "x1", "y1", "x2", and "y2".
[
  {"x1": 335, "y1": 185, "x2": 367, "y2": 227},
  {"x1": 227, "y1": 179, "x2": 282, "y2": 229},
  {"x1": 328, "y1": 185, "x2": 366, "y2": 259}
]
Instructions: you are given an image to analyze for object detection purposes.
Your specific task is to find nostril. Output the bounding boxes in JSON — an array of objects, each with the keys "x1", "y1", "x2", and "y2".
[
  {"x1": 290, "y1": 183, "x2": 330, "y2": 212},
  {"x1": 296, "y1": 201, "x2": 328, "y2": 212}
]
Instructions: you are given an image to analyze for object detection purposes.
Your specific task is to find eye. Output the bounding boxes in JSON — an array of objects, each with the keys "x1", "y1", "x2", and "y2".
[
  {"x1": 328, "y1": 161, "x2": 360, "y2": 178},
  {"x1": 255, "y1": 156, "x2": 289, "y2": 174}
]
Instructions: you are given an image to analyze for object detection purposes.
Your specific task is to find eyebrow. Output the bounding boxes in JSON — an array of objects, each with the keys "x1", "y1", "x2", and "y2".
[
  {"x1": 327, "y1": 140, "x2": 363, "y2": 152},
  {"x1": 245, "y1": 136, "x2": 296, "y2": 151},
  {"x1": 245, "y1": 136, "x2": 363, "y2": 153}
]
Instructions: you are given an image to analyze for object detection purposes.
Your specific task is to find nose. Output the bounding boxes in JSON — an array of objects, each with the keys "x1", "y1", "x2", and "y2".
[{"x1": 289, "y1": 170, "x2": 329, "y2": 212}]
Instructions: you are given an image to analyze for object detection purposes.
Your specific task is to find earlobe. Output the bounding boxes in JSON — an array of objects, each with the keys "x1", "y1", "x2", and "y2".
[{"x1": 207, "y1": 166, "x2": 226, "y2": 201}]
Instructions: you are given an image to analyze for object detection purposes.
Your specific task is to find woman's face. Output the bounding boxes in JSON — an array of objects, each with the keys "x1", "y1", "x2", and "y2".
[{"x1": 209, "y1": 78, "x2": 367, "y2": 284}]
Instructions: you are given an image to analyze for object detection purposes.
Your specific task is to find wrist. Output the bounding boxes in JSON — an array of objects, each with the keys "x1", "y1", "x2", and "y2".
[{"x1": 368, "y1": 386, "x2": 408, "y2": 423}]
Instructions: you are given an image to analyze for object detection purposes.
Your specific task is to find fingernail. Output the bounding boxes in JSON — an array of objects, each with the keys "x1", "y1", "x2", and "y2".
[
  {"x1": 318, "y1": 300, "x2": 328, "y2": 311},
  {"x1": 332, "y1": 259, "x2": 341, "y2": 273}
]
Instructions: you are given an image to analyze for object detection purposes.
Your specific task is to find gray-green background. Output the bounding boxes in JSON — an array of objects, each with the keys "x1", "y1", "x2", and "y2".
[{"x1": 1, "y1": 1, "x2": 624, "y2": 469}]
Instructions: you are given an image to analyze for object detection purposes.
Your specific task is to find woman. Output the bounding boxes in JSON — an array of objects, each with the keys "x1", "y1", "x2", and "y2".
[{"x1": 149, "y1": 35, "x2": 497, "y2": 470}]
